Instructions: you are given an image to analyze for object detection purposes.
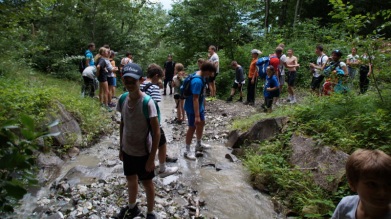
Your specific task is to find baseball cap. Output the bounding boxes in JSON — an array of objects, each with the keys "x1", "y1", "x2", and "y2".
[
  {"x1": 122, "y1": 63, "x2": 143, "y2": 80},
  {"x1": 251, "y1": 49, "x2": 262, "y2": 55}
]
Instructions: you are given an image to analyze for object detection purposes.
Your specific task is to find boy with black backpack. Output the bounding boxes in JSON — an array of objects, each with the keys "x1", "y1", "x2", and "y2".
[
  {"x1": 183, "y1": 61, "x2": 216, "y2": 160},
  {"x1": 115, "y1": 63, "x2": 160, "y2": 219}
]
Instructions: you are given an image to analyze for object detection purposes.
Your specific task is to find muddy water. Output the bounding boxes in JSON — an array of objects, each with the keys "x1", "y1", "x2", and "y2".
[{"x1": 17, "y1": 95, "x2": 278, "y2": 218}]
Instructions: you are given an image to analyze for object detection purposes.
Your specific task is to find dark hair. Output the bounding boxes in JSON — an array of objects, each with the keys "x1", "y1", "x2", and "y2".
[
  {"x1": 200, "y1": 61, "x2": 217, "y2": 73},
  {"x1": 168, "y1": 54, "x2": 173, "y2": 58},
  {"x1": 88, "y1": 43, "x2": 95, "y2": 49},
  {"x1": 126, "y1": 52, "x2": 132, "y2": 56},
  {"x1": 147, "y1": 63, "x2": 163, "y2": 78},
  {"x1": 316, "y1": 44, "x2": 324, "y2": 52},
  {"x1": 275, "y1": 47, "x2": 283, "y2": 54},
  {"x1": 103, "y1": 44, "x2": 110, "y2": 49},
  {"x1": 267, "y1": 65, "x2": 275, "y2": 74},
  {"x1": 332, "y1": 49, "x2": 343, "y2": 58}
]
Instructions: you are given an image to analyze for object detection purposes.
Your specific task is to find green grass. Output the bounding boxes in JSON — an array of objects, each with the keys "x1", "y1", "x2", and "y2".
[{"x1": 0, "y1": 58, "x2": 112, "y2": 148}]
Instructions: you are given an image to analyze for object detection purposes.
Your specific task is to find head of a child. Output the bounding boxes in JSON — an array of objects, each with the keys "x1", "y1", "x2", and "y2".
[
  {"x1": 122, "y1": 63, "x2": 144, "y2": 93},
  {"x1": 200, "y1": 61, "x2": 216, "y2": 77},
  {"x1": 231, "y1": 61, "x2": 238, "y2": 69},
  {"x1": 266, "y1": 65, "x2": 275, "y2": 77},
  {"x1": 197, "y1": 58, "x2": 205, "y2": 69},
  {"x1": 146, "y1": 64, "x2": 163, "y2": 83},
  {"x1": 346, "y1": 149, "x2": 391, "y2": 210},
  {"x1": 175, "y1": 63, "x2": 184, "y2": 75}
]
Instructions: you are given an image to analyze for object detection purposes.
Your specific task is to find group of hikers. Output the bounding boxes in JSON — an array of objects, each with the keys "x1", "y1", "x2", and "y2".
[{"x1": 79, "y1": 43, "x2": 387, "y2": 219}]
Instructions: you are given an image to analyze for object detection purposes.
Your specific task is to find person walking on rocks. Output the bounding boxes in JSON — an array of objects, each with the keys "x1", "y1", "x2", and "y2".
[
  {"x1": 116, "y1": 63, "x2": 160, "y2": 219},
  {"x1": 184, "y1": 61, "x2": 216, "y2": 160},
  {"x1": 140, "y1": 63, "x2": 179, "y2": 177},
  {"x1": 207, "y1": 45, "x2": 219, "y2": 100},
  {"x1": 226, "y1": 61, "x2": 244, "y2": 102}
]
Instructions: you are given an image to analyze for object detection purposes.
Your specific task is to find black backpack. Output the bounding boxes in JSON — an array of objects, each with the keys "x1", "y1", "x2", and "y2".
[{"x1": 79, "y1": 58, "x2": 86, "y2": 74}]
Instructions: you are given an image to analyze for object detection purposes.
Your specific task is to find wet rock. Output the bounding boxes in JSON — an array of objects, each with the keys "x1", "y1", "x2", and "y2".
[
  {"x1": 290, "y1": 134, "x2": 349, "y2": 192},
  {"x1": 67, "y1": 147, "x2": 80, "y2": 158},
  {"x1": 106, "y1": 160, "x2": 117, "y2": 167},
  {"x1": 225, "y1": 153, "x2": 238, "y2": 162},
  {"x1": 36, "y1": 153, "x2": 64, "y2": 184},
  {"x1": 231, "y1": 148, "x2": 245, "y2": 157},
  {"x1": 225, "y1": 130, "x2": 241, "y2": 148},
  {"x1": 46, "y1": 212, "x2": 64, "y2": 219},
  {"x1": 48, "y1": 101, "x2": 82, "y2": 147}
]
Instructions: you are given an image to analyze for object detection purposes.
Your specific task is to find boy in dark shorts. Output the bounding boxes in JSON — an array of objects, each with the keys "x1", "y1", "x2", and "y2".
[
  {"x1": 115, "y1": 63, "x2": 160, "y2": 219},
  {"x1": 262, "y1": 65, "x2": 279, "y2": 113},
  {"x1": 226, "y1": 61, "x2": 244, "y2": 102},
  {"x1": 140, "y1": 64, "x2": 178, "y2": 178}
]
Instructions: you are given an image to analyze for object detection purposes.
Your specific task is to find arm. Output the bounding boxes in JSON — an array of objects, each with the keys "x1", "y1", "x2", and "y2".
[
  {"x1": 96, "y1": 65, "x2": 101, "y2": 77},
  {"x1": 119, "y1": 120, "x2": 124, "y2": 160},
  {"x1": 145, "y1": 117, "x2": 160, "y2": 172},
  {"x1": 342, "y1": 65, "x2": 348, "y2": 76},
  {"x1": 193, "y1": 94, "x2": 201, "y2": 124},
  {"x1": 368, "y1": 64, "x2": 372, "y2": 77}
]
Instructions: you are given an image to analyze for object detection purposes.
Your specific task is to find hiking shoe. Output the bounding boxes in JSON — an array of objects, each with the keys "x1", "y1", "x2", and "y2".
[
  {"x1": 115, "y1": 204, "x2": 141, "y2": 219},
  {"x1": 226, "y1": 96, "x2": 233, "y2": 102},
  {"x1": 166, "y1": 155, "x2": 178, "y2": 163},
  {"x1": 290, "y1": 98, "x2": 297, "y2": 104},
  {"x1": 196, "y1": 143, "x2": 211, "y2": 152},
  {"x1": 159, "y1": 166, "x2": 179, "y2": 178},
  {"x1": 236, "y1": 97, "x2": 243, "y2": 102},
  {"x1": 184, "y1": 152, "x2": 196, "y2": 161},
  {"x1": 146, "y1": 213, "x2": 157, "y2": 219},
  {"x1": 243, "y1": 101, "x2": 249, "y2": 105},
  {"x1": 248, "y1": 102, "x2": 255, "y2": 106},
  {"x1": 108, "y1": 102, "x2": 116, "y2": 107},
  {"x1": 205, "y1": 97, "x2": 213, "y2": 101}
]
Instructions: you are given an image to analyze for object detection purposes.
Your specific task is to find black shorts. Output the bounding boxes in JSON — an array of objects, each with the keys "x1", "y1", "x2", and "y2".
[
  {"x1": 311, "y1": 76, "x2": 324, "y2": 90},
  {"x1": 98, "y1": 73, "x2": 108, "y2": 83},
  {"x1": 287, "y1": 71, "x2": 296, "y2": 86},
  {"x1": 232, "y1": 82, "x2": 243, "y2": 92},
  {"x1": 208, "y1": 73, "x2": 219, "y2": 82},
  {"x1": 159, "y1": 127, "x2": 167, "y2": 147},
  {"x1": 122, "y1": 152, "x2": 155, "y2": 180}
]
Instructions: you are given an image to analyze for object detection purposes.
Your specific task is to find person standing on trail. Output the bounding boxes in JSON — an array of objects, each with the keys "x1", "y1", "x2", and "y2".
[
  {"x1": 285, "y1": 49, "x2": 300, "y2": 103},
  {"x1": 116, "y1": 63, "x2": 160, "y2": 219},
  {"x1": 207, "y1": 45, "x2": 219, "y2": 100},
  {"x1": 244, "y1": 49, "x2": 261, "y2": 106},
  {"x1": 310, "y1": 45, "x2": 328, "y2": 95},
  {"x1": 85, "y1": 43, "x2": 95, "y2": 67},
  {"x1": 120, "y1": 52, "x2": 133, "y2": 77},
  {"x1": 140, "y1": 64, "x2": 179, "y2": 178},
  {"x1": 95, "y1": 47, "x2": 111, "y2": 112},
  {"x1": 183, "y1": 61, "x2": 216, "y2": 160},
  {"x1": 163, "y1": 54, "x2": 175, "y2": 95},
  {"x1": 107, "y1": 50, "x2": 118, "y2": 106},
  {"x1": 172, "y1": 63, "x2": 186, "y2": 123},
  {"x1": 226, "y1": 61, "x2": 244, "y2": 102}
]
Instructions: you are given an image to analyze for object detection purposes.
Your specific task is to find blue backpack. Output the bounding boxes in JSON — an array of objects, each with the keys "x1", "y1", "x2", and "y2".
[
  {"x1": 256, "y1": 56, "x2": 277, "y2": 79},
  {"x1": 180, "y1": 73, "x2": 205, "y2": 98}
]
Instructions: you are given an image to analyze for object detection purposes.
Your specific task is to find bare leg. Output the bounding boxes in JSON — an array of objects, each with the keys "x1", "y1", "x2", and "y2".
[
  {"x1": 195, "y1": 121, "x2": 205, "y2": 140},
  {"x1": 158, "y1": 144, "x2": 167, "y2": 164},
  {"x1": 186, "y1": 126, "x2": 196, "y2": 145},
  {"x1": 126, "y1": 175, "x2": 138, "y2": 204},
  {"x1": 141, "y1": 180, "x2": 155, "y2": 213}
]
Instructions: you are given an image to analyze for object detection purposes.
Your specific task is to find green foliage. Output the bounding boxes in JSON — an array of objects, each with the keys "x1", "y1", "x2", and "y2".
[
  {"x1": 244, "y1": 134, "x2": 336, "y2": 217},
  {"x1": 0, "y1": 116, "x2": 59, "y2": 214}
]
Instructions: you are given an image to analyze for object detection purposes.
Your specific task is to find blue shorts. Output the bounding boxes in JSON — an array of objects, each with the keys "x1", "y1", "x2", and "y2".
[
  {"x1": 186, "y1": 111, "x2": 205, "y2": 127},
  {"x1": 107, "y1": 77, "x2": 115, "y2": 86}
]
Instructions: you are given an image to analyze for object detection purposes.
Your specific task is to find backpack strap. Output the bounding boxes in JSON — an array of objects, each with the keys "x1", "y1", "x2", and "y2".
[
  {"x1": 141, "y1": 82, "x2": 154, "y2": 94},
  {"x1": 119, "y1": 92, "x2": 129, "y2": 109},
  {"x1": 142, "y1": 95, "x2": 161, "y2": 154}
]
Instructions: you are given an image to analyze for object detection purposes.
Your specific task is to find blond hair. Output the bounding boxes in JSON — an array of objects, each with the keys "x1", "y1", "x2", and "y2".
[
  {"x1": 94, "y1": 47, "x2": 108, "y2": 63},
  {"x1": 346, "y1": 149, "x2": 391, "y2": 186}
]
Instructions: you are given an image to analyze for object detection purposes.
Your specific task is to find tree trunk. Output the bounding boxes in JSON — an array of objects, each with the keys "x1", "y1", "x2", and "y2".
[
  {"x1": 293, "y1": 0, "x2": 301, "y2": 28},
  {"x1": 279, "y1": 0, "x2": 289, "y2": 27},
  {"x1": 264, "y1": 0, "x2": 270, "y2": 34}
]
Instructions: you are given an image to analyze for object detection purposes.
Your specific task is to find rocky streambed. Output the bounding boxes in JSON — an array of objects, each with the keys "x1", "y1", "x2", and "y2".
[{"x1": 15, "y1": 96, "x2": 280, "y2": 219}]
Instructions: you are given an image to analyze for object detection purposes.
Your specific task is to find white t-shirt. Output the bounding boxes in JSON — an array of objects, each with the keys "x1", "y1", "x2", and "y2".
[
  {"x1": 116, "y1": 93, "x2": 158, "y2": 156},
  {"x1": 121, "y1": 57, "x2": 133, "y2": 66},
  {"x1": 314, "y1": 54, "x2": 329, "y2": 77},
  {"x1": 279, "y1": 54, "x2": 287, "y2": 75},
  {"x1": 82, "y1": 66, "x2": 96, "y2": 79},
  {"x1": 347, "y1": 54, "x2": 359, "y2": 69},
  {"x1": 332, "y1": 195, "x2": 391, "y2": 219},
  {"x1": 209, "y1": 53, "x2": 219, "y2": 73}
]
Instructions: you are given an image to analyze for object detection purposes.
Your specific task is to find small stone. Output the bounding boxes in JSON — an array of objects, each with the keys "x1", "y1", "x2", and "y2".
[
  {"x1": 67, "y1": 147, "x2": 80, "y2": 158},
  {"x1": 106, "y1": 160, "x2": 117, "y2": 167},
  {"x1": 225, "y1": 153, "x2": 238, "y2": 162}
]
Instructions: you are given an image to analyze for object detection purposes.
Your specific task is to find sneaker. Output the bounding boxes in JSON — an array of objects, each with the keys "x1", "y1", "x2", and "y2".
[
  {"x1": 236, "y1": 97, "x2": 243, "y2": 102},
  {"x1": 196, "y1": 143, "x2": 211, "y2": 152},
  {"x1": 166, "y1": 155, "x2": 178, "y2": 163},
  {"x1": 115, "y1": 204, "x2": 141, "y2": 219},
  {"x1": 206, "y1": 97, "x2": 213, "y2": 101},
  {"x1": 248, "y1": 102, "x2": 255, "y2": 106},
  {"x1": 106, "y1": 106, "x2": 113, "y2": 112},
  {"x1": 290, "y1": 98, "x2": 297, "y2": 104},
  {"x1": 108, "y1": 102, "x2": 116, "y2": 107},
  {"x1": 159, "y1": 166, "x2": 179, "y2": 178},
  {"x1": 226, "y1": 96, "x2": 233, "y2": 102},
  {"x1": 146, "y1": 213, "x2": 157, "y2": 219},
  {"x1": 243, "y1": 101, "x2": 249, "y2": 105},
  {"x1": 184, "y1": 152, "x2": 196, "y2": 161}
]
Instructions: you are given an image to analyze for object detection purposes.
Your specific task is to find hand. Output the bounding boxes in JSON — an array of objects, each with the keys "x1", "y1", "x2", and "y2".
[
  {"x1": 251, "y1": 79, "x2": 255, "y2": 84},
  {"x1": 195, "y1": 116, "x2": 201, "y2": 126},
  {"x1": 296, "y1": 64, "x2": 300, "y2": 67},
  {"x1": 145, "y1": 156, "x2": 155, "y2": 172},
  {"x1": 310, "y1": 63, "x2": 315, "y2": 68},
  {"x1": 119, "y1": 150, "x2": 123, "y2": 161}
]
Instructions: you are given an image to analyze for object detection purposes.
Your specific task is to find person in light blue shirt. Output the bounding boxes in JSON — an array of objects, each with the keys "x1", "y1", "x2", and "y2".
[
  {"x1": 85, "y1": 43, "x2": 95, "y2": 67},
  {"x1": 183, "y1": 61, "x2": 216, "y2": 160}
]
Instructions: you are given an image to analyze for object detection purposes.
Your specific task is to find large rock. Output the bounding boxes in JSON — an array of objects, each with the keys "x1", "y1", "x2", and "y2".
[
  {"x1": 289, "y1": 134, "x2": 349, "y2": 192},
  {"x1": 49, "y1": 101, "x2": 82, "y2": 147},
  {"x1": 228, "y1": 117, "x2": 289, "y2": 148},
  {"x1": 36, "y1": 152, "x2": 65, "y2": 185}
]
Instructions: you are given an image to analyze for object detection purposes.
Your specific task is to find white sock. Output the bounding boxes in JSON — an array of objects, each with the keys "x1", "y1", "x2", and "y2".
[
  {"x1": 159, "y1": 162, "x2": 166, "y2": 172},
  {"x1": 128, "y1": 203, "x2": 136, "y2": 209}
]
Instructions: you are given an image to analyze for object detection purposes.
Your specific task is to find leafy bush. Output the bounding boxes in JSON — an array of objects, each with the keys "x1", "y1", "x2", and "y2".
[{"x1": 0, "y1": 116, "x2": 59, "y2": 214}]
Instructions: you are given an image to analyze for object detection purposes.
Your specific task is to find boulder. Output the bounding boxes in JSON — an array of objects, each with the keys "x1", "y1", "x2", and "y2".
[
  {"x1": 48, "y1": 101, "x2": 82, "y2": 147},
  {"x1": 225, "y1": 153, "x2": 238, "y2": 162},
  {"x1": 228, "y1": 117, "x2": 289, "y2": 148},
  {"x1": 36, "y1": 152, "x2": 64, "y2": 185},
  {"x1": 289, "y1": 134, "x2": 349, "y2": 192}
]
